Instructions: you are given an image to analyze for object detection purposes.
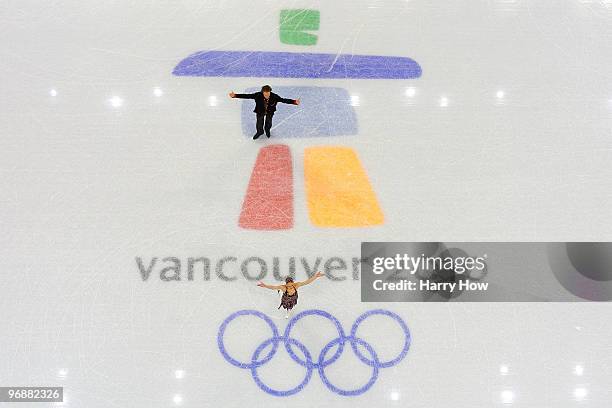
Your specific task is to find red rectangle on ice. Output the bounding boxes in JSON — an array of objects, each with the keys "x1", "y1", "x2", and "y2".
[{"x1": 239, "y1": 144, "x2": 293, "y2": 230}]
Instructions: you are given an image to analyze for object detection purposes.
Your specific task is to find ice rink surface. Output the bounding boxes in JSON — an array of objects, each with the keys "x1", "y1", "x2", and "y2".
[{"x1": 2, "y1": 0, "x2": 612, "y2": 407}]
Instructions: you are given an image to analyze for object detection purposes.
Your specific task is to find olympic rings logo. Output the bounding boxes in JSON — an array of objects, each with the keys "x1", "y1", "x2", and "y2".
[{"x1": 217, "y1": 309, "x2": 411, "y2": 397}]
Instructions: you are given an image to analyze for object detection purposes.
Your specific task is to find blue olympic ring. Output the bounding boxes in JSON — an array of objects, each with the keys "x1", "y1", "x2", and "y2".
[{"x1": 217, "y1": 309, "x2": 411, "y2": 397}]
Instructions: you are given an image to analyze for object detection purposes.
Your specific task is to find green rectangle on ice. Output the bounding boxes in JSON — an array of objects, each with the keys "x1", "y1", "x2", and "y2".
[{"x1": 280, "y1": 9, "x2": 320, "y2": 45}]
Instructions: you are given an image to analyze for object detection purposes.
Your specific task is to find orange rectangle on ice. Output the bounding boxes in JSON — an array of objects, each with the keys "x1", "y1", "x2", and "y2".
[{"x1": 304, "y1": 146, "x2": 383, "y2": 227}]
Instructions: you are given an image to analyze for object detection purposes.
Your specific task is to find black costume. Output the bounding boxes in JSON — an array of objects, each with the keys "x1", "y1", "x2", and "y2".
[
  {"x1": 278, "y1": 286, "x2": 298, "y2": 310},
  {"x1": 233, "y1": 91, "x2": 297, "y2": 138}
]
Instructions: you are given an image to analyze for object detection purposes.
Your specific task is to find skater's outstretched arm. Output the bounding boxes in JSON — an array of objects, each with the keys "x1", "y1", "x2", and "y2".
[
  {"x1": 278, "y1": 96, "x2": 300, "y2": 105},
  {"x1": 229, "y1": 91, "x2": 256, "y2": 99},
  {"x1": 295, "y1": 271, "x2": 324, "y2": 288},
  {"x1": 257, "y1": 281, "x2": 285, "y2": 290}
]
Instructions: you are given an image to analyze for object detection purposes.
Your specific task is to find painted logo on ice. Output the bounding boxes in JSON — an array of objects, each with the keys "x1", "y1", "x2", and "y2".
[
  {"x1": 172, "y1": 9, "x2": 422, "y2": 230},
  {"x1": 217, "y1": 309, "x2": 411, "y2": 397}
]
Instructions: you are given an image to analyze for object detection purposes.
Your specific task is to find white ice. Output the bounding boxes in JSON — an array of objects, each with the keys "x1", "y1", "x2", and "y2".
[{"x1": 1, "y1": 0, "x2": 612, "y2": 407}]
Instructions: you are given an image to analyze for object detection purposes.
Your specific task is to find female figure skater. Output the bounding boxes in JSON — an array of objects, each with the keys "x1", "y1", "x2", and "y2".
[{"x1": 257, "y1": 272, "x2": 325, "y2": 318}]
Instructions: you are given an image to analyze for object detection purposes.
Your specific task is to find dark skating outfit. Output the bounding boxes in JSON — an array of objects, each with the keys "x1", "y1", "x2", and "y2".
[
  {"x1": 232, "y1": 91, "x2": 298, "y2": 138},
  {"x1": 278, "y1": 286, "x2": 298, "y2": 310}
]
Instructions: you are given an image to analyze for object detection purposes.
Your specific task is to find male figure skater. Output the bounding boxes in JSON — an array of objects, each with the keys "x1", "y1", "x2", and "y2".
[{"x1": 229, "y1": 85, "x2": 300, "y2": 139}]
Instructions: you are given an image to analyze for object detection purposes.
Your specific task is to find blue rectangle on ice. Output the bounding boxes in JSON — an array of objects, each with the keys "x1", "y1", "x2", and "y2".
[
  {"x1": 240, "y1": 86, "x2": 358, "y2": 139},
  {"x1": 173, "y1": 50, "x2": 422, "y2": 79}
]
